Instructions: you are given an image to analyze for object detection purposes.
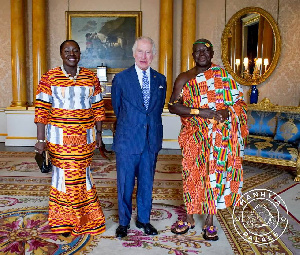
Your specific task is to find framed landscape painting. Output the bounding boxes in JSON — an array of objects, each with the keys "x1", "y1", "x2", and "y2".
[{"x1": 66, "y1": 11, "x2": 142, "y2": 73}]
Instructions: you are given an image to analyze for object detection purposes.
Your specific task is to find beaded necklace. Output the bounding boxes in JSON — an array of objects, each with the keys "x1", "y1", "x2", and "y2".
[{"x1": 61, "y1": 65, "x2": 80, "y2": 82}]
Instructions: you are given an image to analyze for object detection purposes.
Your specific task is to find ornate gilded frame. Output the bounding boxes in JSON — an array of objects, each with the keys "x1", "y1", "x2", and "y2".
[
  {"x1": 66, "y1": 11, "x2": 142, "y2": 73},
  {"x1": 221, "y1": 7, "x2": 281, "y2": 86}
]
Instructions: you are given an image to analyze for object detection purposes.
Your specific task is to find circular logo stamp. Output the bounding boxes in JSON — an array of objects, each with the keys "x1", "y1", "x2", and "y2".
[{"x1": 232, "y1": 189, "x2": 289, "y2": 245}]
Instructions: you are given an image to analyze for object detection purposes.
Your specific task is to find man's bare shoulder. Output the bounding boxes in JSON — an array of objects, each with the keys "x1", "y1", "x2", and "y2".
[{"x1": 175, "y1": 68, "x2": 196, "y2": 87}]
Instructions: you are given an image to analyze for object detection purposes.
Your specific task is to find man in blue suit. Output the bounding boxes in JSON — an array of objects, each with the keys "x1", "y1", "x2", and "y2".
[{"x1": 111, "y1": 36, "x2": 167, "y2": 238}]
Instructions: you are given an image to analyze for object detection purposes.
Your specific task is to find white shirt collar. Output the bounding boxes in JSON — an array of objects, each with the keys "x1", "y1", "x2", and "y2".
[
  {"x1": 135, "y1": 64, "x2": 150, "y2": 88},
  {"x1": 135, "y1": 63, "x2": 150, "y2": 76}
]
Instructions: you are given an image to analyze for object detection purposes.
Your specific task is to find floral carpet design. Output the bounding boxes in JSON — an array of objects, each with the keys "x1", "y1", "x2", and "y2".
[
  {"x1": 0, "y1": 152, "x2": 298, "y2": 254},
  {"x1": 0, "y1": 206, "x2": 97, "y2": 255},
  {"x1": 0, "y1": 200, "x2": 214, "y2": 255}
]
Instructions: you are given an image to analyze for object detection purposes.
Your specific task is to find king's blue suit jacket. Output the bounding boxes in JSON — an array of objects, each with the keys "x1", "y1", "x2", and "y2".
[{"x1": 111, "y1": 65, "x2": 167, "y2": 154}]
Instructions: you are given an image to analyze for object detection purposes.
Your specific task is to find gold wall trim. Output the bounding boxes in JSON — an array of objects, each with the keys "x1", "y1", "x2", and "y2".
[
  {"x1": 163, "y1": 139, "x2": 178, "y2": 142},
  {"x1": 6, "y1": 137, "x2": 36, "y2": 140},
  {"x1": 0, "y1": 134, "x2": 8, "y2": 137},
  {"x1": 5, "y1": 112, "x2": 34, "y2": 114},
  {"x1": 162, "y1": 114, "x2": 180, "y2": 117},
  {"x1": 6, "y1": 107, "x2": 28, "y2": 110}
]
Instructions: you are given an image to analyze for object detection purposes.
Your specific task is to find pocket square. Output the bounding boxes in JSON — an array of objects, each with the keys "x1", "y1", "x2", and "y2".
[{"x1": 159, "y1": 85, "x2": 164, "y2": 89}]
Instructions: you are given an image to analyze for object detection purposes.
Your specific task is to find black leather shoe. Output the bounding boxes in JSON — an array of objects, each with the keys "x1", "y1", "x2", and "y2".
[
  {"x1": 136, "y1": 220, "x2": 158, "y2": 235},
  {"x1": 116, "y1": 225, "x2": 129, "y2": 238}
]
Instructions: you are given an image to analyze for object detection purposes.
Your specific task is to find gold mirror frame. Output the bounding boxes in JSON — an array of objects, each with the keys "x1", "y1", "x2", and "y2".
[{"x1": 221, "y1": 7, "x2": 281, "y2": 86}]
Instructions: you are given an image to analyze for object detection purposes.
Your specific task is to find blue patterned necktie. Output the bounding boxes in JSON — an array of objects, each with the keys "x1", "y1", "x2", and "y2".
[{"x1": 142, "y1": 70, "x2": 150, "y2": 110}]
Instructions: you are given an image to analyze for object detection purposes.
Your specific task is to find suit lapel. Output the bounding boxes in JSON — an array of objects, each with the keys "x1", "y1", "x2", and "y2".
[
  {"x1": 127, "y1": 66, "x2": 145, "y2": 110},
  {"x1": 147, "y1": 68, "x2": 158, "y2": 112},
  {"x1": 127, "y1": 66, "x2": 160, "y2": 112}
]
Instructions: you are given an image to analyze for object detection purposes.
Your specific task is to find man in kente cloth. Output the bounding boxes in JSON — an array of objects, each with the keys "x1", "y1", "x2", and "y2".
[{"x1": 168, "y1": 38, "x2": 248, "y2": 240}]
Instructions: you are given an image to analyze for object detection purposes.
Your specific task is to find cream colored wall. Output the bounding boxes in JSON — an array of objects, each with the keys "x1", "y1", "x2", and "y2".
[
  {"x1": 194, "y1": 0, "x2": 300, "y2": 105},
  {"x1": 0, "y1": 0, "x2": 299, "y2": 107},
  {"x1": 48, "y1": 0, "x2": 160, "y2": 73},
  {"x1": 0, "y1": 0, "x2": 12, "y2": 107}
]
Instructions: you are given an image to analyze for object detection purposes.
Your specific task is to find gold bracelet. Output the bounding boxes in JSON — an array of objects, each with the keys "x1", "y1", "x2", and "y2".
[
  {"x1": 168, "y1": 100, "x2": 179, "y2": 106},
  {"x1": 190, "y1": 108, "x2": 199, "y2": 115}
]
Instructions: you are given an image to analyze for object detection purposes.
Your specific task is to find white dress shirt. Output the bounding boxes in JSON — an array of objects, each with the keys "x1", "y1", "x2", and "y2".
[{"x1": 135, "y1": 64, "x2": 151, "y2": 89}]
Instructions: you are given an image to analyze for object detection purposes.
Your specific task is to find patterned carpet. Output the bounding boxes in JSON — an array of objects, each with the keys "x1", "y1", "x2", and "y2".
[{"x1": 0, "y1": 151, "x2": 298, "y2": 255}]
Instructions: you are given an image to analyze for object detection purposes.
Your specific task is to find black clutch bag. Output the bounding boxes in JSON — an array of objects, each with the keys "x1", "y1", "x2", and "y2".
[{"x1": 35, "y1": 151, "x2": 52, "y2": 173}]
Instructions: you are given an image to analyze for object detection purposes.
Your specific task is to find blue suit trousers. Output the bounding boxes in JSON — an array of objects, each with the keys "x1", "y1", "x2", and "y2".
[{"x1": 116, "y1": 143, "x2": 157, "y2": 226}]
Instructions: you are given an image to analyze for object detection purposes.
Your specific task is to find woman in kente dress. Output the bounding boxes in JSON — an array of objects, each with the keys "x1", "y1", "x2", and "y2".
[
  {"x1": 168, "y1": 39, "x2": 248, "y2": 240},
  {"x1": 34, "y1": 40, "x2": 106, "y2": 236}
]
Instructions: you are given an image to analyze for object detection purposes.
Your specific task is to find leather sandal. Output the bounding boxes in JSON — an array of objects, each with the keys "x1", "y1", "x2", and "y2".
[
  {"x1": 203, "y1": 226, "x2": 219, "y2": 241},
  {"x1": 171, "y1": 220, "x2": 195, "y2": 235}
]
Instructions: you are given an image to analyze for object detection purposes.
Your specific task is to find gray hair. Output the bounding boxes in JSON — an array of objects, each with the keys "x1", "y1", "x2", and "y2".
[{"x1": 132, "y1": 36, "x2": 157, "y2": 55}]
